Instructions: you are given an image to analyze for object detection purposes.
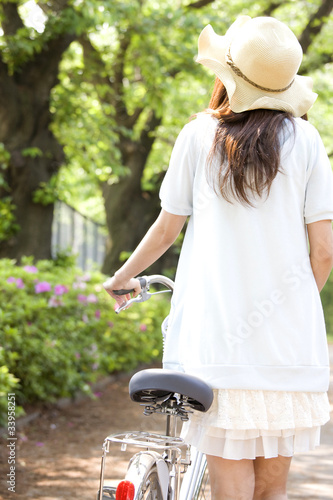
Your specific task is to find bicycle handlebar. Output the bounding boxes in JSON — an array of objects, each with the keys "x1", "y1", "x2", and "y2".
[
  {"x1": 143, "y1": 274, "x2": 174, "y2": 291},
  {"x1": 112, "y1": 276, "x2": 148, "y2": 296},
  {"x1": 108, "y1": 274, "x2": 174, "y2": 314}
]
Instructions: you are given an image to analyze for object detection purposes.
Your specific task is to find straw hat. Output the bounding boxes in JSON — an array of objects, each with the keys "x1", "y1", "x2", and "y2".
[{"x1": 196, "y1": 16, "x2": 317, "y2": 117}]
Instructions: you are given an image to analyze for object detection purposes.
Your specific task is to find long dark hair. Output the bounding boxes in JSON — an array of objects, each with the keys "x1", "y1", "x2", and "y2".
[{"x1": 205, "y1": 78, "x2": 299, "y2": 206}]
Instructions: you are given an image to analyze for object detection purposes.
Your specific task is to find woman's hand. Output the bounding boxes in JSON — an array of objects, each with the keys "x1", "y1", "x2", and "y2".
[{"x1": 103, "y1": 276, "x2": 142, "y2": 308}]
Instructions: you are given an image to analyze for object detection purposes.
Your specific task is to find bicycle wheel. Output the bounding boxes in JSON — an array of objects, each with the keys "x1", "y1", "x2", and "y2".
[
  {"x1": 141, "y1": 466, "x2": 163, "y2": 500},
  {"x1": 121, "y1": 451, "x2": 168, "y2": 500}
]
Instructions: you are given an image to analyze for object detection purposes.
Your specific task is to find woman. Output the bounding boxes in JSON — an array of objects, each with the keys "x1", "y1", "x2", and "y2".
[{"x1": 104, "y1": 16, "x2": 333, "y2": 499}]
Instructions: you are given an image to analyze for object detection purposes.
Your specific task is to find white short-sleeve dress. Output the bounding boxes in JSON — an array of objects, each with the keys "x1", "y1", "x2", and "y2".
[{"x1": 159, "y1": 114, "x2": 333, "y2": 459}]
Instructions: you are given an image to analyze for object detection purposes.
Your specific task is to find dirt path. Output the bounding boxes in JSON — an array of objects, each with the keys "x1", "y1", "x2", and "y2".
[{"x1": 1, "y1": 349, "x2": 332, "y2": 500}]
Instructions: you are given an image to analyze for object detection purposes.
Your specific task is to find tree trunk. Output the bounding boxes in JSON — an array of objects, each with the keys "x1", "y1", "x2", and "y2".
[
  {"x1": 0, "y1": 28, "x2": 75, "y2": 261},
  {"x1": 102, "y1": 185, "x2": 161, "y2": 275},
  {"x1": 0, "y1": 115, "x2": 64, "y2": 260},
  {"x1": 101, "y1": 134, "x2": 162, "y2": 274}
]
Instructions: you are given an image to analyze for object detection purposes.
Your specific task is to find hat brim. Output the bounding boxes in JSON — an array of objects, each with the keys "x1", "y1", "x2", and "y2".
[{"x1": 196, "y1": 20, "x2": 317, "y2": 117}]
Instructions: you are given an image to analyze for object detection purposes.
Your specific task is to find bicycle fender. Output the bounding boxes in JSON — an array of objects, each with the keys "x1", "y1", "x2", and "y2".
[
  {"x1": 155, "y1": 456, "x2": 169, "y2": 500},
  {"x1": 125, "y1": 451, "x2": 169, "y2": 500}
]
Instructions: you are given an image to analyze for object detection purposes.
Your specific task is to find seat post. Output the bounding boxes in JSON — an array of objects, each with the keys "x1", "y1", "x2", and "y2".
[
  {"x1": 165, "y1": 397, "x2": 178, "y2": 437},
  {"x1": 165, "y1": 397, "x2": 182, "y2": 499}
]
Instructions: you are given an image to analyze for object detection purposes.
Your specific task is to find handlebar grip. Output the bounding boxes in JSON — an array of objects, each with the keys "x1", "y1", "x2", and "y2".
[
  {"x1": 113, "y1": 288, "x2": 134, "y2": 296},
  {"x1": 112, "y1": 277, "x2": 147, "y2": 296}
]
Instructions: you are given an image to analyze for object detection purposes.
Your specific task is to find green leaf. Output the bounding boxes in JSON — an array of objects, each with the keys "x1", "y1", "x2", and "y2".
[{"x1": 22, "y1": 147, "x2": 43, "y2": 158}]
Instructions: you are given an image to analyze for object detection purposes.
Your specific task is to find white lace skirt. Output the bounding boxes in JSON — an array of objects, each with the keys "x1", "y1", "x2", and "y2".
[{"x1": 181, "y1": 389, "x2": 331, "y2": 460}]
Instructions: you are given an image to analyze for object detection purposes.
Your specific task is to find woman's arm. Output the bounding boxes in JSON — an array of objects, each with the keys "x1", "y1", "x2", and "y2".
[
  {"x1": 307, "y1": 220, "x2": 333, "y2": 292},
  {"x1": 103, "y1": 209, "x2": 187, "y2": 300}
]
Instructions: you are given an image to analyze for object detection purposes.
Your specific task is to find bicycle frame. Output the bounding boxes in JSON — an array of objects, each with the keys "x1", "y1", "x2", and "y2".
[{"x1": 98, "y1": 274, "x2": 211, "y2": 500}]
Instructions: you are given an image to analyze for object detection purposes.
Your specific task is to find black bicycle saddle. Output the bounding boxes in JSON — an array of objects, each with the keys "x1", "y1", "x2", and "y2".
[{"x1": 129, "y1": 368, "x2": 214, "y2": 412}]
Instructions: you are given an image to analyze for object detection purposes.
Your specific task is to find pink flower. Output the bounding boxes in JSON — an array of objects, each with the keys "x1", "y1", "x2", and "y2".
[
  {"x1": 6, "y1": 277, "x2": 25, "y2": 288},
  {"x1": 48, "y1": 296, "x2": 63, "y2": 308},
  {"x1": 23, "y1": 265, "x2": 38, "y2": 273},
  {"x1": 77, "y1": 294, "x2": 87, "y2": 303},
  {"x1": 95, "y1": 310, "x2": 101, "y2": 319},
  {"x1": 108, "y1": 321, "x2": 114, "y2": 328},
  {"x1": 16, "y1": 278, "x2": 25, "y2": 289},
  {"x1": 54, "y1": 284, "x2": 69, "y2": 295},
  {"x1": 139, "y1": 324, "x2": 147, "y2": 332},
  {"x1": 35, "y1": 281, "x2": 52, "y2": 293},
  {"x1": 73, "y1": 281, "x2": 87, "y2": 290},
  {"x1": 87, "y1": 293, "x2": 97, "y2": 303},
  {"x1": 75, "y1": 352, "x2": 81, "y2": 359},
  {"x1": 82, "y1": 314, "x2": 89, "y2": 323}
]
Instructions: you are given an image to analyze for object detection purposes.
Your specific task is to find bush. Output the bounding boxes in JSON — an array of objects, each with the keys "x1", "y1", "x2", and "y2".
[
  {"x1": 0, "y1": 257, "x2": 170, "y2": 426},
  {"x1": 0, "y1": 346, "x2": 23, "y2": 426}
]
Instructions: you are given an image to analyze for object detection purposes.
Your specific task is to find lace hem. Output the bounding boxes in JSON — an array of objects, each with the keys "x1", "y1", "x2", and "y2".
[
  {"x1": 181, "y1": 423, "x2": 322, "y2": 460},
  {"x1": 188, "y1": 389, "x2": 330, "y2": 430}
]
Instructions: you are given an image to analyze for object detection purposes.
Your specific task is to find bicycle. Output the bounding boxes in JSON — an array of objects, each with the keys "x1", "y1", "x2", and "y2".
[{"x1": 97, "y1": 274, "x2": 214, "y2": 500}]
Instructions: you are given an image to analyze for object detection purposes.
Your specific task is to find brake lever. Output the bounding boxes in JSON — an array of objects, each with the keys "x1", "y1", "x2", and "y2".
[{"x1": 115, "y1": 288, "x2": 171, "y2": 314}]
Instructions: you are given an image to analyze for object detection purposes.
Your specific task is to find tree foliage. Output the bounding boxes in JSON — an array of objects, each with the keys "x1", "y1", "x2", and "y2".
[{"x1": 0, "y1": 0, "x2": 332, "y2": 272}]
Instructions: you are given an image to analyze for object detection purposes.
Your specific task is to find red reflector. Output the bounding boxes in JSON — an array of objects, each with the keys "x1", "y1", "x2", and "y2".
[{"x1": 116, "y1": 481, "x2": 135, "y2": 500}]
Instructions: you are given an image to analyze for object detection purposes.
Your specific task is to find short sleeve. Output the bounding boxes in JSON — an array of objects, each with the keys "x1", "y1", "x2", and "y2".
[
  {"x1": 304, "y1": 127, "x2": 333, "y2": 224},
  {"x1": 159, "y1": 120, "x2": 198, "y2": 216}
]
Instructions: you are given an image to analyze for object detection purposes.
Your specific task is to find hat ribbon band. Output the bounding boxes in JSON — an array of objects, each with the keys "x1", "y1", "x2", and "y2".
[{"x1": 226, "y1": 47, "x2": 295, "y2": 93}]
